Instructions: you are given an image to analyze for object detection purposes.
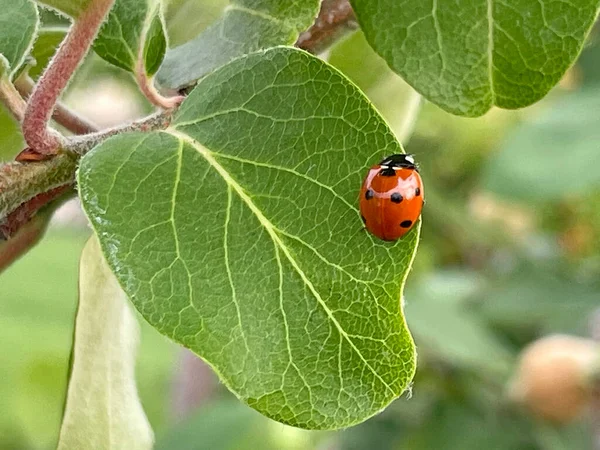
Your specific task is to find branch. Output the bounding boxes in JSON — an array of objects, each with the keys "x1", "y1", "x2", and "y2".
[
  {"x1": 295, "y1": 0, "x2": 358, "y2": 54},
  {"x1": 22, "y1": 0, "x2": 115, "y2": 154},
  {"x1": 135, "y1": 59, "x2": 183, "y2": 110},
  {"x1": 15, "y1": 75, "x2": 98, "y2": 135}
]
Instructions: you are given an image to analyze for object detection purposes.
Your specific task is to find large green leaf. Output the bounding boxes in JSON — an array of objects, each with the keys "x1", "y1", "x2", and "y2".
[
  {"x1": 0, "y1": 0, "x2": 38, "y2": 79},
  {"x1": 350, "y1": 0, "x2": 600, "y2": 117},
  {"x1": 94, "y1": 0, "x2": 166, "y2": 75},
  {"x1": 482, "y1": 88, "x2": 600, "y2": 201},
  {"x1": 79, "y1": 47, "x2": 419, "y2": 430},
  {"x1": 57, "y1": 236, "x2": 153, "y2": 450},
  {"x1": 157, "y1": 0, "x2": 320, "y2": 89},
  {"x1": 35, "y1": 0, "x2": 91, "y2": 18}
]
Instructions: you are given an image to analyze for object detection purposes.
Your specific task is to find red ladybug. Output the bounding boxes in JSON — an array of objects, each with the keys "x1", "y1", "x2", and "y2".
[{"x1": 359, "y1": 154, "x2": 424, "y2": 241}]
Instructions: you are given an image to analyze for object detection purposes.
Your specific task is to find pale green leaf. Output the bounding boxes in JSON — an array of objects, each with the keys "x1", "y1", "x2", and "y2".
[
  {"x1": 157, "y1": 0, "x2": 320, "y2": 89},
  {"x1": 28, "y1": 27, "x2": 67, "y2": 79},
  {"x1": 35, "y1": 0, "x2": 91, "y2": 18},
  {"x1": 482, "y1": 88, "x2": 600, "y2": 201},
  {"x1": 351, "y1": 0, "x2": 600, "y2": 116},
  {"x1": 79, "y1": 47, "x2": 418, "y2": 430},
  {"x1": 0, "y1": 0, "x2": 38, "y2": 79},
  {"x1": 94, "y1": 0, "x2": 166, "y2": 74},
  {"x1": 57, "y1": 236, "x2": 154, "y2": 450}
]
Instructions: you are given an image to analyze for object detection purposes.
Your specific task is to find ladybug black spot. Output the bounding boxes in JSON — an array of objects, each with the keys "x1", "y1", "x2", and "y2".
[
  {"x1": 390, "y1": 192, "x2": 403, "y2": 203},
  {"x1": 365, "y1": 189, "x2": 374, "y2": 200},
  {"x1": 415, "y1": 187, "x2": 421, "y2": 196},
  {"x1": 400, "y1": 220, "x2": 413, "y2": 228}
]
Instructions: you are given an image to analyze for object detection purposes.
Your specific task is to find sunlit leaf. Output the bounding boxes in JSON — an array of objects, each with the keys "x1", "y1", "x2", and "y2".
[
  {"x1": 57, "y1": 236, "x2": 153, "y2": 450},
  {"x1": 79, "y1": 47, "x2": 419, "y2": 430},
  {"x1": 351, "y1": 0, "x2": 600, "y2": 116}
]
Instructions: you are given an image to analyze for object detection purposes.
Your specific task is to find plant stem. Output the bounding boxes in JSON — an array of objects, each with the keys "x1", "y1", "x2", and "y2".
[
  {"x1": 135, "y1": 59, "x2": 184, "y2": 109},
  {"x1": 22, "y1": 0, "x2": 115, "y2": 154},
  {"x1": 0, "y1": 76, "x2": 26, "y2": 121},
  {"x1": 66, "y1": 110, "x2": 174, "y2": 155},
  {"x1": 15, "y1": 75, "x2": 98, "y2": 135},
  {"x1": 295, "y1": 0, "x2": 358, "y2": 54}
]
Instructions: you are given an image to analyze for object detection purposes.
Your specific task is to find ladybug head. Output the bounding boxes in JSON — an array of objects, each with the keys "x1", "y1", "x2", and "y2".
[{"x1": 379, "y1": 154, "x2": 418, "y2": 171}]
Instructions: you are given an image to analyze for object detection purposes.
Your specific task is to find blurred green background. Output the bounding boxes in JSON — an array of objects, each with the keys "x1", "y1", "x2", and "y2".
[{"x1": 1, "y1": 2, "x2": 599, "y2": 449}]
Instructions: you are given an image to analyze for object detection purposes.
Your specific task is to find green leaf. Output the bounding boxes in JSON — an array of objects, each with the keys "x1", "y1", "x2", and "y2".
[
  {"x1": 28, "y1": 26, "x2": 67, "y2": 79},
  {"x1": 35, "y1": 0, "x2": 91, "y2": 18},
  {"x1": 79, "y1": 47, "x2": 418, "y2": 430},
  {"x1": 328, "y1": 31, "x2": 422, "y2": 144},
  {"x1": 57, "y1": 236, "x2": 154, "y2": 450},
  {"x1": 157, "y1": 0, "x2": 320, "y2": 89},
  {"x1": 155, "y1": 400, "x2": 324, "y2": 450},
  {"x1": 350, "y1": 0, "x2": 600, "y2": 116},
  {"x1": 0, "y1": 0, "x2": 38, "y2": 79},
  {"x1": 478, "y1": 266, "x2": 600, "y2": 334},
  {"x1": 163, "y1": 0, "x2": 228, "y2": 47},
  {"x1": 405, "y1": 271, "x2": 513, "y2": 375},
  {"x1": 143, "y1": 10, "x2": 166, "y2": 76},
  {"x1": 94, "y1": 0, "x2": 166, "y2": 75},
  {"x1": 482, "y1": 88, "x2": 600, "y2": 201}
]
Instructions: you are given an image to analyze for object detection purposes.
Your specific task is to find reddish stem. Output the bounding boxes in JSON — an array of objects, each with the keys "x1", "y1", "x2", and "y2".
[
  {"x1": 135, "y1": 58, "x2": 184, "y2": 109},
  {"x1": 295, "y1": 0, "x2": 358, "y2": 54},
  {"x1": 22, "y1": 0, "x2": 115, "y2": 154}
]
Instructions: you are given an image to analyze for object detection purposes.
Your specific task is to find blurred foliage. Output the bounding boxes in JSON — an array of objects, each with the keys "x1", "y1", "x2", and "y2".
[
  {"x1": 0, "y1": 230, "x2": 174, "y2": 449},
  {"x1": 1, "y1": 1, "x2": 600, "y2": 449}
]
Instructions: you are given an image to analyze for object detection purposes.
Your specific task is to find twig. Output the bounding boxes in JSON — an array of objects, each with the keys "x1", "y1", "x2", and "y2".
[
  {"x1": 135, "y1": 58, "x2": 183, "y2": 110},
  {"x1": 22, "y1": 0, "x2": 115, "y2": 154},
  {"x1": 66, "y1": 110, "x2": 173, "y2": 155},
  {"x1": 0, "y1": 211, "x2": 53, "y2": 273},
  {"x1": 0, "y1": 76, "x2": 26, "y2": 121},
  {"x1": 15, "y1": 75, "x2": 98, "y2": 135},
  {"x1": 295, "y1": 0, "x2": 358, "y2": 54}
]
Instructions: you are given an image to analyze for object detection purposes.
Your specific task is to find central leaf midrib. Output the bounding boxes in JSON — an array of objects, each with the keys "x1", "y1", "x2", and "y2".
[
  {"x1": 487, "y1": 0, "x2": 496, "y2": 103},
  {"x1": 166, "y1": 129, "x2": 396, "y2": 396}
]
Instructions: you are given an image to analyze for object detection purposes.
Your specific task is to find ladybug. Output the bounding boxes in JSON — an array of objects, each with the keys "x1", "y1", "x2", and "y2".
[{"x1": 359, "y1": 154, "x2": 424, "y2": 241}]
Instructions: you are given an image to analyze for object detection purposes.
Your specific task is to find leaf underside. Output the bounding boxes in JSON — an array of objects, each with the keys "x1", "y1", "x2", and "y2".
[
  {"x1": 351, "y1": 0, "x2": 600, "y2": 116},
  {"x1": 57, "y1": 237, "x2": 153, "y2": 450},
  {"x1": 79, "y1": 47, "x2": 418, "y2": 430},
  {"x1": 156, "y1": 0, "x2": 320, "y2": 89}
]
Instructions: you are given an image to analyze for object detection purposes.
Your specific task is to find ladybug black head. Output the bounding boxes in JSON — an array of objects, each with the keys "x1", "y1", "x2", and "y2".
[{"x1": 378, "y1": 154, "x2": 418, "y2": 175}]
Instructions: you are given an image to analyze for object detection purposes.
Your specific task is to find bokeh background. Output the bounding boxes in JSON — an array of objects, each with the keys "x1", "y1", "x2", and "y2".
[{"x1": 1, "y1": 1, "x2": 599, "y2": 449}]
